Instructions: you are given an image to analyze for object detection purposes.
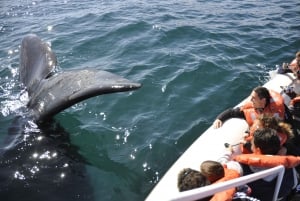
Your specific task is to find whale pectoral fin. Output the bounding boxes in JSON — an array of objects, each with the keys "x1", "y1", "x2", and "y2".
[{"x1": 28, "y1": 69, "x2": 141, "y2": 121}]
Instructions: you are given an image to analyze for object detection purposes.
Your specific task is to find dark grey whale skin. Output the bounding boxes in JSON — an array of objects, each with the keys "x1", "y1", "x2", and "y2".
[
  {"x1": 20, "y1": 34, "x2": 141, "y2": 122},
  {"x1": 0, "y1": 34, "x2": 141, "y2": 201}
]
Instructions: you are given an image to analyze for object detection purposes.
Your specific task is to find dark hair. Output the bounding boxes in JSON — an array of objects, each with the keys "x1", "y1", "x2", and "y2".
[
  {"x1": 253, "y1": 86, "x2": 271, "y2": 106},
  {"x1": 178, "y1": 168, "x2": 210, "y2": 192},
  {"x1": 177, "y1": 168, "x2": 212, "y2": 201},
  {"x1": 253, "y1": 128, "x2": 280, "y2": 155},
  {"x1": 200, "y1": 160, "x2": 224, "y2": 183}
]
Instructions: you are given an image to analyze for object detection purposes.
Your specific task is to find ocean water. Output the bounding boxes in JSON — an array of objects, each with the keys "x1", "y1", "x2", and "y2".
[{"x1": 0, "y1": 0, "x2": 299, "y2": 200}]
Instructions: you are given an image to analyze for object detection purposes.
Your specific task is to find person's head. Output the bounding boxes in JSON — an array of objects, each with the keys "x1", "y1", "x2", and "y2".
[
  {"x1": 250, "y1": 114, "x2": 279, "y2": 134},
  {"x1": 200, "y1": 160, "x2": 224, "y2": 183},
  {"x1": 290, "y1": 51, "x2": 300, "y2": 78},
  {"x1": 250, "y1": 86, "x2": 271, "y2": 109},
  {"x1": 295, "y1": 51, "x2": 300, "y2": 68},
  {"x1": 178, "y1": 168, "x2": 210, "y2": 192},
  {"x1": 251, "y1": 128, "x2": 280, "y2": 155},
  {"x1": 250, "y1": 114, "x2": 293, "y2": 141},
  {"x1": 177, "y1": 168, "x2": 212, "y2": 201}
]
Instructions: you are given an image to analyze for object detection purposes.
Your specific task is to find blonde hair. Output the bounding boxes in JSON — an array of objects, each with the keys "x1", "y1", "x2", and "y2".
[
  {"x1": 256, "y1": 114, "x2": 294, "y2": 141},
  {"x1": 295, "y1": 51, "x2": 300, "y2": 59},
  {"x1": 296, "y1": 51, "x2": 300, "y2": 66},
  {"x1": 200, "y1": 160, "x2": 224, "y2": 183}
]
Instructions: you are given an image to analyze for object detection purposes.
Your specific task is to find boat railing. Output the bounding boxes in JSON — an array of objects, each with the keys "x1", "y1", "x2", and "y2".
[{"x1": 169, "y1": 165, "x2": 285, "y2": 201}]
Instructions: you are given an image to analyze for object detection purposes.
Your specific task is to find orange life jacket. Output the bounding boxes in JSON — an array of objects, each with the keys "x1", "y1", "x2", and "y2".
[
  {"x1": 210, "y1": 166, "x2": 240, "y2": 201},
  {"x1": 241, "y1": 90, "x2": 285, "y2": 126},
  {"x1": 234, "y1": 154, "x2": 300, "y2": 168}
]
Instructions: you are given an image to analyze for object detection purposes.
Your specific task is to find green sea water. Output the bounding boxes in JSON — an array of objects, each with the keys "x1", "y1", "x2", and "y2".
[{"x1": 0, "y1": 0, "x2": 299, "y2": 200}]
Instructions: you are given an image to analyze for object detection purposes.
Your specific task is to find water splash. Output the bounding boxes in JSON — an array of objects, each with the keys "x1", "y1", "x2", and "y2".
[
  {"x1": 0, "y1": 56, "x2": 28, "y2": 117},
  {"x1": 0, "y1": 90, "x2": 28, "y2": 117}
]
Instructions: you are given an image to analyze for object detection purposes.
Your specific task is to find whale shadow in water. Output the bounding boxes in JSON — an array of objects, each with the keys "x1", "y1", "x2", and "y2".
[
  {"x1": 0, "y1": 117, "x2": 94, "y2": 201},
  {"x1": 0, "y1": 34, "x2": 141, "y2": 201}
]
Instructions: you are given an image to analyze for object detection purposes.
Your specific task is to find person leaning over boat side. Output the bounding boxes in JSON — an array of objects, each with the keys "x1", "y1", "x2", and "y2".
[
  {"x1": 213, "y1": 86, "x2": 285, "y2": 129},
  {"x1": 200, "y1": 160, "x2": 257, "y2": 201},
  {"x1": 277, "y1": 51, "x2": 300, "y2": 152},
  {"x1": 200, "y1": 160, "x2": 262, "y2": 200},
  {"x1": 277, "y1": 51, "x2": 300, "y2": 115},
  {"x1": 278, "y1": 51, "x2": 300, "y2": 82},
  {"x1": 200, "y1": 160, "x2": 238, "y2": 201},
  {"x1": 233, "y1": 128, "x2": 299, "y2": 201},
  {"x1": 177, "y1": 162, "x2": 256, "y2": 201}
]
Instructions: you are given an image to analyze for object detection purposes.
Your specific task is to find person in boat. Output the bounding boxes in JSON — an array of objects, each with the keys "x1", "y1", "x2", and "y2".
[
  {"x1": 233, "y1": 128, "x2": 299, "y2": 201},
  {"x1": 242, "y1": 114, "x2": 294, "y2": 155},
  {"x1": 177, "y1": 168, "x2": 212, "y2": 201},
  {"x1": 278, "y1": 51, "x2": 300, "y2": 83},
  {"x1": 177, "y1": 162, "x2": 257, "y2": 201},
  {"x1": 213, "y1": 86, "x2": 285, "y2": 129},
  {"x1": 278, "y1": 51, "x2": 300, "y2": 114},
  {"x1": 200, "y1": 160, "x2": 260, "y2": 201},
  {"x1": 277, "y1": 50, "x2": 300, "y2": 154},
  {"x1": 200, "y1": 160, "x2": 225, "y2": 183},
  {"x1": 288, "y1": 96, "x2": 300, "y2": 137}
]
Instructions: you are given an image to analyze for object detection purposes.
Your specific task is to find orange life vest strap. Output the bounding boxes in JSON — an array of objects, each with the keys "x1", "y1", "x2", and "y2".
[{"x1": 210, "y1": 167, "x2": 240, "y2": 201}]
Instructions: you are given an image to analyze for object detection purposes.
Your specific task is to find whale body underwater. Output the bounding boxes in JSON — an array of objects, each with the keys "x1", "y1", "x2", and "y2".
[{"x1": 0, "y1": 34, "x2": 141, "y2": 201}]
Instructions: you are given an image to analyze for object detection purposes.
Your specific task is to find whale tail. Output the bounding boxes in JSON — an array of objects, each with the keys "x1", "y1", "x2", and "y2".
[{"x1": 20, "y1": 34, "x2": 141, "y2": 121}]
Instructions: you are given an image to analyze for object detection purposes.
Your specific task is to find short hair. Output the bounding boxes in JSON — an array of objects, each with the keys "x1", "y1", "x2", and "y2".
[
  {"x1": 178, "y1": 168, "x2": 210, "y2": 192},
  {"x1": 253, "y1": 86, "x2": 271, "y2": 106},
  {"x1": 253, "y1": 128, "x2": 280, "y2": 155},
  {"x1": 200, "y1": 160, "x2": 224, "y2": 183},
  {"x1": 177, "y1": 168, "x2": 212, "y2": 201}
]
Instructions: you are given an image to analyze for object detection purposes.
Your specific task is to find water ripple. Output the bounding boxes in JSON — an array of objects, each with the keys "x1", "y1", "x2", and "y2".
[{"x1": 1, "y1": 0, "x2": 299, "y2": 200}]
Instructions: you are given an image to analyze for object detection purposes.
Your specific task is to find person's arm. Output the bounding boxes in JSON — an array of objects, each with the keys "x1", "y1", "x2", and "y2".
[
  {"x1": 217, "y1": 149, "x2": 234, "y2": 164},
  {"x1": 278, "y1": 67, "x2": 292, "y2": 74},
  {"x1": 277, "y1": 62, "x2": 293, "y2": 74},
  {"x1": 213, "y1": 107, "x2": 245, "y2": 128}
]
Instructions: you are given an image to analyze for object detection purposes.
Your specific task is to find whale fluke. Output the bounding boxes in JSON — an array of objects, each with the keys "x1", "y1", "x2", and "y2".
[{"x1": 20, "y1": 34, "x2": 141, "y2": 121}]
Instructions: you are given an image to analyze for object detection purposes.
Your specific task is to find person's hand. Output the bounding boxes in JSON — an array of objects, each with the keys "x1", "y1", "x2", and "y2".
[
  {"x1": 243, "y1": 132, "x2": 251, "y2": 142},
  {"x1": 213, "y1": 119, "x2": 223, "y2": 128},
  {"x1": 282, "y1": 62, "x2": 289, "y2": 69}
]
